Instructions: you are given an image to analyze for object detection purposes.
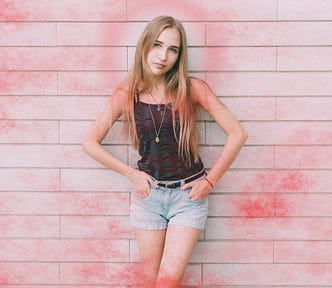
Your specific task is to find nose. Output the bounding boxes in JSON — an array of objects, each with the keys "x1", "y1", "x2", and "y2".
[{"x1": 158, "y1": 48, "x2": 167, "y2": 61}]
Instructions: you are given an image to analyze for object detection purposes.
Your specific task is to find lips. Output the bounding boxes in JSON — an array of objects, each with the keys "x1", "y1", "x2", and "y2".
[{"x1": 154, "y1": 63, "x2": 167, "y2": 69}]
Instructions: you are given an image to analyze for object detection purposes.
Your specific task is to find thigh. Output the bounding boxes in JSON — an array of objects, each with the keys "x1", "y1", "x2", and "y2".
[
  {"x1": 134, "y1": 228, "x2": 166, "y2": 284},
  {"x1": 157, "y1": 225, "x2": 202, "y2": 285}
]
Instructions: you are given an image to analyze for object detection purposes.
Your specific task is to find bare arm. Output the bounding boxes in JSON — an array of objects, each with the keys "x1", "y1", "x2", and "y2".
[
  {"x1": 81, "y1": 84, "x2": 155, "y2": 198},
  {"x1": 198, "y1": 80, "x2": 248, "y2": 185},
  {"x1": 182, "y1": 78, "x2": 248, "y2": 200}
]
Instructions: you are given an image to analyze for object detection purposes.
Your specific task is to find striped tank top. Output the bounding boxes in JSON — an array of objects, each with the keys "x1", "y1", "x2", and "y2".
[{"x1": 134, "y1": 99, "x2": 204, "y2": 181}]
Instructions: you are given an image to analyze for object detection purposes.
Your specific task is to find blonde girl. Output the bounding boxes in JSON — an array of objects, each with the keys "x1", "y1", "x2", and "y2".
[{"x1": 82, "y1": 15, "x2": 247, "y2": 287}]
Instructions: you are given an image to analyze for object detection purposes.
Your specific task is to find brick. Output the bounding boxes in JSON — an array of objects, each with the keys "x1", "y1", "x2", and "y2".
[
  {"x1": 58, "y1": 72, "x2": 125, "y2": 96},
  {"x1": 208, "y1": 194, "x2": 275, "y2": 217},
  {"x1": 206, "y1": 72, "x2": 332, "y2": 96},
  {"x1": 0, "y1": 72, "x2": 57, "y2": 95},
  {"x1": 207, "y1": 22, "x2": 332, "y2": 46},
  {"x1": 0, "y1": 239, "x2": 129, "y2": 262},
  {"x1": 0, "y1": 192, "x2": 129, "y2": 215},
  {"x1": 0, "y1": 96, "x2": 108, "y2": 120},
  {"x1": 0, "y1": 262, "x2": 58, "y2": 284},
  {"x1": 275, "y1": 146, "x2": 332, "y2": 169},
  {"x1": 201, "y1": 286, "x2": 272, "y2": 288},
  {"x1": 201, "y1": 97, "x2": 276, "y2": 121},
  {"x1": 240, "y1": 122, "x2": 332, "y2": 145},
  {"x1": 58, "y1": 22, "x2": 145, "y2": 47},
  {"x1": 192, "y1": 241, "x2": 273, "y2": 263},
  {"x1": 200, "y1": 146, "x2": 274, "y2": 169},
  {"x1": 60, "y1": 120, "x2": 129, "y2": 145},
  {"x1": 0, "y1": 120, "x2": 58, "y2": 143},
  {"x1": 60, "y1": 216, "x2": 132, "y2": 239},
  {"x1": 0, "y1": 286, "x2": 126, "y2": 288},
  {"x1": 210, "y1": 193, "x2": 332, "y2": 218},
  {"x1": 205, "y1": 218, "x2": 332, "y2": 240},
  {"x1": 189, "y1": 47, "x2": 276, "y2": 71},
  {"x1": 0, "y1": 169, "x2": 59, "y2": 192},
  {"x1": 60, "y1": 121, "x2": 91, "y2": 144},
  {"x1": 60, "y1": 262, "x2": 201, "y2": 285},
  {"x1": 278, "y1": 0, "x2": 332, "y2": 20},
  {"x1": 0, "y1": 23, "x2": 56, "y2": 46},
  {"x1": 0, "y1": 47, "x2": 127, "y2": 71},
  {"x1": 276, "y1": 194, "x2": 332, "y2": 217},
  {"x1": 61, "y1": 168, "x2": 131, "y2": 192},
  {"x1": 127, "y1": 0, "x2": 277, "y2": 21},
  {"x1": 274, "y1": 241, "x2": 332, "y2": 263},
  {"x1": 0, "y1": 216, "x2": 59, "y2": 238},
  {"x1": 0, "y1": 144, "x2": 127, "y2": 168},
  {"x1": 0, "y1": 192, "x2": 58, "y2": 215},
  {"x1": 278, "y1": 47, "x2": 332, "y2": 71},
  {"x1": 277, "y1": 97, "x2": 332, "y2": 120},
  {"x1": 59, "y1": 192, "x2": 130, "y2": 216},
  {"x1": 214, "y1": 170, "x2": 331, "y2": 193},
  {"x1": 203, "y1": 263, "x2": 332, "y2": 285},
  {"x1": 198, "y1": 100, "x2": 271, "y2": 122},
  {"x1": 0, "y1": 144, "x2": 90, "y2": 168},
  {"x1": 0, "y1": 0, "x2": 126, "y2": 21}
]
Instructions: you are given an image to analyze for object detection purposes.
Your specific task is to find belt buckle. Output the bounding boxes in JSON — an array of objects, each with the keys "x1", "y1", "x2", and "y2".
[
  {"x1": 165, "y1": 183, "x2": 173, "y2": 189},
  {"x1": 165, "y1": 182, "x2": 179, "y2": 189}
]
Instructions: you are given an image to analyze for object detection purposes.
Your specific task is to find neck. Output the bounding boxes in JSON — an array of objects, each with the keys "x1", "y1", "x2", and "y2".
[{"x1": 152, "y1": 74, "x2": 166, "y2": 86}]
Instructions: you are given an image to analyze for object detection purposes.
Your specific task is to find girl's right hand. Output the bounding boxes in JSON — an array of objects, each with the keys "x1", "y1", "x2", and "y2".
[{"x1": 130, "y1": 170, "x2": 157, "y2": 199}]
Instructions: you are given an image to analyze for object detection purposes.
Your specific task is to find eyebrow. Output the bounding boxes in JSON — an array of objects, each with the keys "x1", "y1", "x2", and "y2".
[{"x1": 155, "y1": 40, "x2": 180, "y2": 50}]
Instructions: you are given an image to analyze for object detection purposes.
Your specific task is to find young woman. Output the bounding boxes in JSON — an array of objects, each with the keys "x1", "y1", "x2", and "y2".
[{"x1": 82, "y1": 15, "x2": 247, "y2": 287}]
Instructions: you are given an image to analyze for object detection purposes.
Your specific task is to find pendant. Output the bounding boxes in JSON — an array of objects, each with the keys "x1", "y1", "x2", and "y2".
[
  {"x1": 156, "y1": 105, "x2": 161, "y2": 112},
  {"x1": 155, "y1": 137, "x2": 160, "y2": 143}
]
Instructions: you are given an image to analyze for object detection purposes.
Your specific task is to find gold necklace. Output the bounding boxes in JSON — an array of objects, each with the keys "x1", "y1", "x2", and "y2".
[
  {"x1": 148, "y1": 103, "x2": 166, "y2": 143},
  {"x1": 149, "y1": 91, "x2": 164, "y2": 112}
]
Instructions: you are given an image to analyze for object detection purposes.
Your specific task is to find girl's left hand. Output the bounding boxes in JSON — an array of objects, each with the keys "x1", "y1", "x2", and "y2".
[{"x1": 180, "y1": 179, "x2": 213, "y2": 201}]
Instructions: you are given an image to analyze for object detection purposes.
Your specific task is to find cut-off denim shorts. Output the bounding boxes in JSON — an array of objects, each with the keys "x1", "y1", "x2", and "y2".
[{"x1": 130, "y1": 173, "x2": 209, "y2": 231}]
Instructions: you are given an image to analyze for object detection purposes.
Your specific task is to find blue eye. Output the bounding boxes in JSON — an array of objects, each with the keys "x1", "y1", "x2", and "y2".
[
  {"x1": 154, "y1": 43, "x2": 161, "y2": 48},
  {"x1": 170, "y1": 48, "x2": 178, "y2": 53}
]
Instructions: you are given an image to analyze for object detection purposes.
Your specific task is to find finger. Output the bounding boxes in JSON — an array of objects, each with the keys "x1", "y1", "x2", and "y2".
[
  {"x1": 144, "y1": 175, "x2": 158, "y2": 188},
  {"x1": 180, "y1": 182, "x2": 194, "y2": 190},
  {"x1": 148, "y1": 178, "x2": 159, "y2": 188},
  {"x1": 188, "y1": 188, "x2": 201, "y2": 199},
  {"x1": 137, "y1": 189, "x2": 150, "y2": 199},
  {"x1": 188, "y1": 190, "x2": 195, "y2": 199},
  {"x1": 189, "y1": 192, "x2": 201, "y2": 201}
]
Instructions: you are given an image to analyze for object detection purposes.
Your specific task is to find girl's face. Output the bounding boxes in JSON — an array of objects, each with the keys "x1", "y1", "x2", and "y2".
[{"x1": 147, "y1": 27, "x2": 181, "y2": 78}]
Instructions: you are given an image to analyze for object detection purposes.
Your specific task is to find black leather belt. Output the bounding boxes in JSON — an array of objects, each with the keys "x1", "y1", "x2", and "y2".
[{"x1": 157, "y1": 170, "x2": 206, "y2": 189}]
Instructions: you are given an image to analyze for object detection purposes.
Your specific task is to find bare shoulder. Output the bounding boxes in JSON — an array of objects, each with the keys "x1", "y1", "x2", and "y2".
[
  {"x1": 105, "y1": 78, "x2": 132, "y2": 119},
  {"x1": 189, "y1": 77, "x2": 222, "y2": 110},
  {"x1": 111, "y1": 79, "x2": 130, "y2": 106},
  {"x1": 189, "y1": 77, "x2": 208, "y2": 94}
]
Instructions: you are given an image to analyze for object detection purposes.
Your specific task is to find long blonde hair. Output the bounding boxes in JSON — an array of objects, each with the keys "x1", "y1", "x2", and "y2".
[{"x1": 125, "y1": 15, "x2": 199, "y2": 165}]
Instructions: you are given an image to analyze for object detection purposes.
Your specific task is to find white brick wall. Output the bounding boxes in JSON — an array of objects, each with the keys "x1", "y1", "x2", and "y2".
[{"x1": 0, "y1": 0, "x2": 331, "y2": 286}]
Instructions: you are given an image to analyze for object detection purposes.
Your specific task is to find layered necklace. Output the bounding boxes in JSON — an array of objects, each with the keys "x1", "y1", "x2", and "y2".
[{"x1": 148, "y1": 91, "x2": 166, "y2": 143}]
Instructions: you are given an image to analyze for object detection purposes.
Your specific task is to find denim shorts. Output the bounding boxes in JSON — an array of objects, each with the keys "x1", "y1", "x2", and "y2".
[{"x1": 130, "y1": 174, "x2": 209, "y2": 231}]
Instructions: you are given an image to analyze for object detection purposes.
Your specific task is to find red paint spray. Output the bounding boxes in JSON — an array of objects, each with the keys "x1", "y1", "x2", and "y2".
[
  {"x1": 0, "y1": 0, "x2": 27, "y2": 21},
  {"x1": 233, "y1": 170, "x2": 311, "y2": 218}
]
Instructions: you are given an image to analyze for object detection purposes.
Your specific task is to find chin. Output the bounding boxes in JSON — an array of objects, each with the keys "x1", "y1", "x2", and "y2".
[{"x1": 152, "y1": 70, "x2": 166, "y2": 77}]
